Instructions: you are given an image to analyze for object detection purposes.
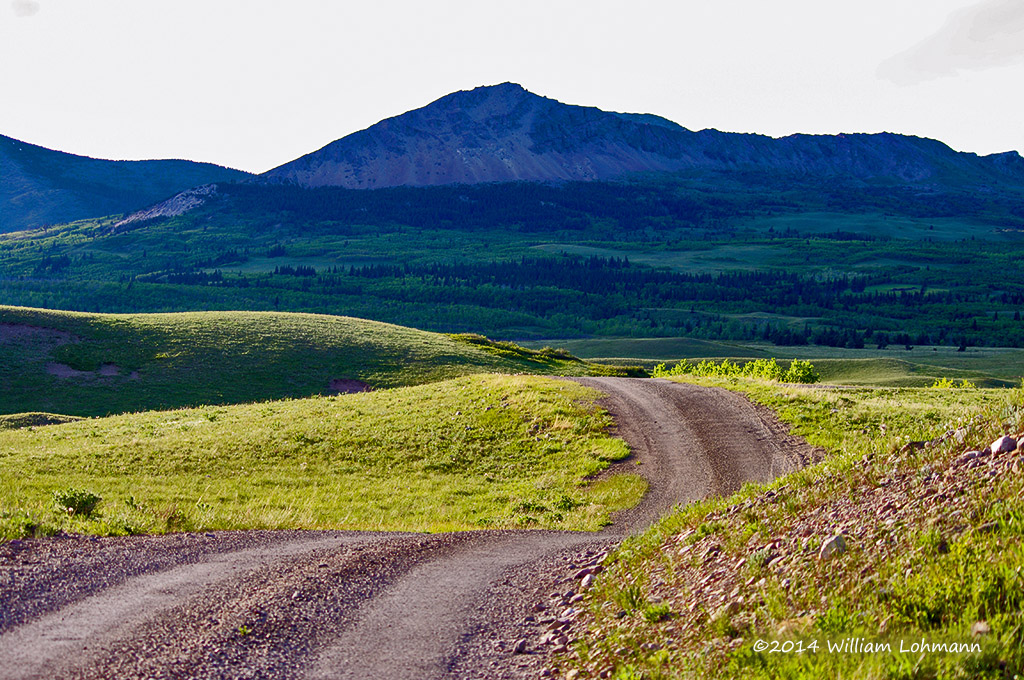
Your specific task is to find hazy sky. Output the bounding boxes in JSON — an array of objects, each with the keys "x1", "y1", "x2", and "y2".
[{"x1": 2, "y1": 0, "x2": 1022, "y2": 173}]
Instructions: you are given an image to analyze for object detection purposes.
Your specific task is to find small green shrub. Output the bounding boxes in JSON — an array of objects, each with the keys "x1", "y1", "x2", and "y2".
[
  {"x1": 930, "y1": 377, "x2": 977, "y2": 389},
  {"x1": 613, "y1": 583, "x2": 648, "y2": 613},
  {"x1": 52, "y1": 487, "x2": 102, "y2": 517},
  {"x1": 783, "y1": 359, "x2": 820, "y2": 384},
  {"x1": 642, "y1": 602, "x2": 673, "y2": 623}
]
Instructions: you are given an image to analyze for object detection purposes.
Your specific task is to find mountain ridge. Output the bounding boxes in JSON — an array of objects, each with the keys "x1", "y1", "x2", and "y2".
[
  {"x1": 0, "y1": 134, "x2": 251, "y2": 232},
  {"x1": 263, "y1": 82, "x2": 1024, "y2": 190}
]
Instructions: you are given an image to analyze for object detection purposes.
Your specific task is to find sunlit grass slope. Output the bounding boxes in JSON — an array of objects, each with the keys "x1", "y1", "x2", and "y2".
[
  {"x1": 0, "y1": 375, "x2": 646, "y2": 538},
  {"x1": 0, "y1": 306, "x2": 629, "y2": 417}
]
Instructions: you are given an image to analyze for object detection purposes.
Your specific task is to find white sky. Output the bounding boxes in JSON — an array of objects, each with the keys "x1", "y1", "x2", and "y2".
[{"x1": 2, "y1": 0, "x2": 1022, "y2": 174}]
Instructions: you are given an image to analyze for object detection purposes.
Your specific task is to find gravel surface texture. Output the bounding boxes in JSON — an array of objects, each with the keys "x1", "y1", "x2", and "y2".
[{"x1": 0, "y1": 377, "x2": 820, "y2": 679}]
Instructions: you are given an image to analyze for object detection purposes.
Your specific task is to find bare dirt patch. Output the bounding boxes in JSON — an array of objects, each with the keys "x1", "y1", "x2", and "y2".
[
  {"x1": 46, "y1": 363, "x2": 125, "y2": 380},
  {"x1": 328, "y1": 379, "x2": 372, "y2": 394},
  {"x1": 0, "y1": 323, "x2": 76, "y2": 346},
  {"x1": 98, "y1": 363, "x2": 119, "y2": 377}
]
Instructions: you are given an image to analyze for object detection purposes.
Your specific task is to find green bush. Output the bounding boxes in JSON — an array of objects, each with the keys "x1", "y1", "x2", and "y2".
[
  {"x1": 52, "y1": 487, "x2": 102, "y2": 517},
  {"x1": 930, "y1": 377, "x2": 977, "y2": 389},
  {"x1": 783, "y1": 359, "x2": 820, "y2": 384},
  {"x1": 652, "y1": 358, "x2": 819, "y2": 384}
]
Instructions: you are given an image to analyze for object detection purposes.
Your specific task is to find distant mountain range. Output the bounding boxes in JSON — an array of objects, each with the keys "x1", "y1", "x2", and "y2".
[
  {"x1": 264, "y1": 82, "x2": 1024, "y2": 190},
  {"x1": 0, "y1": 135, "x2": 250, "y2": 232},
  {"x1": 4, "y1": 83, "x2": 1023, "y2": 234}
]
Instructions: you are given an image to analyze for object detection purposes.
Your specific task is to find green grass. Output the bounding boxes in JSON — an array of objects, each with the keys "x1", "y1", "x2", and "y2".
[
  {"x1": 567, "y1": 376, "x2": 1024, "y2": 679},
  {"x1": 0, "y1": 374, "x2": 646, "y2": 539},
  {"x1": 0, "y1": 306, "x2": 633, "y2": 417}
]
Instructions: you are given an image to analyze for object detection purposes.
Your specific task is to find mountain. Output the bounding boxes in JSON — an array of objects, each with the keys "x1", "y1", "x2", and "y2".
[
  {"x1": 264, "y1": 83, "x2": 1024, "y2": 190},
  {"x1": 0, "y1": 134, "x2": 252, "y2": 232}
]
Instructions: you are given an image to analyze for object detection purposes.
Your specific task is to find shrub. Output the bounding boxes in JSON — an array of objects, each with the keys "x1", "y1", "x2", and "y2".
[
  {"x1": 52, "y1": 487, "x2": 102, "y2": 517},
  {"x1": 652, "y1": 358, "x2": 819, "y2": 383},
  {"x1": 783, "y1": 359, "x2": 820, "y2": 384},
  {"x1": 930, "y1": 377, "x2": 977, "y2": 389}
]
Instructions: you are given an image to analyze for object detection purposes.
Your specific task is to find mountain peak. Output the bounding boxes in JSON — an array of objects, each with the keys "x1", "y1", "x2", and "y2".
[
  {"x1": 263, "y1": 86, "x2": 1024, "y2": 190},
  {"x1": 421, "y1": 82, "x2": 543, "y2": 121}
]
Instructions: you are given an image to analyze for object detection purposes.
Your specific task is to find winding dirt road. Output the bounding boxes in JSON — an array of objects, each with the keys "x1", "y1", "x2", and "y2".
[{"x1": 0, "y1": 378, "x2": 820, "y2": 679}]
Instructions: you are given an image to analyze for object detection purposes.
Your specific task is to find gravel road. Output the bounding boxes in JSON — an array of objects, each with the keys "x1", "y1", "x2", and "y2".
[{"x1": 0, "y1": 378, "x2": 820, "y2": 679}]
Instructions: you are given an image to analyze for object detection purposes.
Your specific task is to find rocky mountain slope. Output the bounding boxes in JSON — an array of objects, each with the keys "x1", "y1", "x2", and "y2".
[
  {"x1": 264, "y1": 83, "x2": 1024, "y2": 190},
  {"x1": 0, "y1": 134, "x2": 251, "y2": 232}
]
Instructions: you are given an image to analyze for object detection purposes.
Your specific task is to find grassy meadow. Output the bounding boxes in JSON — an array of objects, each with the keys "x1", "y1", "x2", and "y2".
[
  {"x1": 0, "y1": 306, "x2": 637, "y2": 417},
  {"x1": 0, "y1": 374, "x2": 646, "y2": 539},
  {"x1": 567, "y1": 376, "x2": 1024, "y2": 679}
]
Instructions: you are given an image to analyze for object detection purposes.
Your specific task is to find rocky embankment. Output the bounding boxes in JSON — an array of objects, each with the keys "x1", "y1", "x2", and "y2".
[{"x1": 557, "y1": 426, "x2": 1024, "y2": 678}]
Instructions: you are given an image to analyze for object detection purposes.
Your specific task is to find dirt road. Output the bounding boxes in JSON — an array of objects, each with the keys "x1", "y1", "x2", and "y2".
[{"x1": 0, "y1": 378, "x2": 820, "y2": 679}]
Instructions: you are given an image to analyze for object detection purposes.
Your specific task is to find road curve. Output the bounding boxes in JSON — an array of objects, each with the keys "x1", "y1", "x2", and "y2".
[{"x1": 0, "y1": 378, "x2": 820, "y2": 680}]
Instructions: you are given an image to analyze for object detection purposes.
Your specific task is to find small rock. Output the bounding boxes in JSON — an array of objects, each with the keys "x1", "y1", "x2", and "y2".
[
  {"x1": 565, "y1": 668, "x2": 579, "y2": 679},
  {"x1": 614, "y1": 610, "x2": 627, "y2": 619},
  {"x1": 569, "y1": 593, "x2": 585, "y2": 605},
  {"x1": 512, "y1": 638, "x2": 528, "y2": 654},
  {"x1": 533, "y1": 602, "x2": 548, "y2": 612},
  {"x1": 818, "y1": 534, "x2": 847, "y2": 560},
  {"x1": 955, "y1": 451, "x2": 980, "y2": 466},
  {"x1": 991, "y1": 435, "x2": 1017, "y2": 454},
  {"x1": 971, "y1": 620, "x2": 991, "y2": 637},
  {"x1": 900, "y1": 441, "x2": 926, "y2": 454},
  {"x1": 580, "y1": 573, "x2": 594, "y2": 589}
]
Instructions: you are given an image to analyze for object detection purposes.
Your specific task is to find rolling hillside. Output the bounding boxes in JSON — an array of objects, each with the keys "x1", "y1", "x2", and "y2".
[{"x1": 0, "y1": 306, "x2": 630, "y2": 417}]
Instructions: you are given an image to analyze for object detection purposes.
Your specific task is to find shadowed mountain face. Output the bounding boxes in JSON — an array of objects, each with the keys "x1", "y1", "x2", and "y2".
[
  {"x1": 0, "y1": 135, "x2": 251, "y2": 232},
  {"x1": 264, "y1": 83, "x2": 1024, "y2": 189}
]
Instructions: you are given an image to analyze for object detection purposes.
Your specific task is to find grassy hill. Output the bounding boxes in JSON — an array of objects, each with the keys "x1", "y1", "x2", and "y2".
[
  {"x1": 0, "y1": 375, "x2": 644, "y2": 537},
  {"x1": 0, "y1": 306, "x2": 634, "y2": 417}
]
